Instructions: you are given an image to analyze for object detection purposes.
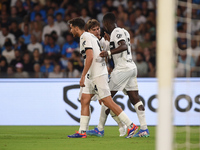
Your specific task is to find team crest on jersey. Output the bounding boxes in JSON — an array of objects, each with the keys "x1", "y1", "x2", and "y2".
[
  {"x1": 116, "y1": 34, "x2": 122, "y2": 39},
  {"x1": 82, "y1": 41, "x2": 86, "y2": 46}
]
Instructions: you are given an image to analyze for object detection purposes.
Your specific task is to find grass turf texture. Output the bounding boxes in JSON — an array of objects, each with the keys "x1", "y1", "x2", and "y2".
[{"x1": 0, "y1": 126, "x2": 199, "y2": 150}]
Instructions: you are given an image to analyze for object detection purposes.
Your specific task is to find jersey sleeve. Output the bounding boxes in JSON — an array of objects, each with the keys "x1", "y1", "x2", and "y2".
[
  {"x1": 111, "y1": 28, "x2": 126, "y2": 46},
  {"x1": 81, "y1": 34, "x2": 93, "y2": 51}
]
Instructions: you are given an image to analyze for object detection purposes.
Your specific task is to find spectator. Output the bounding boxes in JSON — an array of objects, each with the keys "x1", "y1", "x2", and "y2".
[
  {"x1": 105, "y1": 0, "x2": 115, "y2": 12},
  {"x1": 30, "y1": 4, "x2": 46, "y2": 22},
  {"x1": 139, "y1": 32, "x2": 152, "y2": 49},
  {"x1": 148, "y1": 56, "x2": 156, "y2": 77},
  {"x1": 6, "y1": 65, "x2": 15, "y2": 78},
  {"x1": 31, "y1": 63, "x2": 42, "y2": 78},
  {"x1": 94, "y1": 0, "x2": 106, "y2": 11},
  {"x1": 51, "y1": 31, "x2": 65, "y2": 48},
  {"x1": 127, "y1": 0, "x2": 135, "y2": 15},
  {"x1": 23, "y1": 0, "x2": 34, "y2": 12},
  {"x1": 20, "y1": 24, "x2": 31, "y2": 45},
  {"x1": 2, "y1": 39, "x2": 15, "y2": 64},
  {"x1": 97, "y1": 5, "x2": 109, "y2": 28},
  {"x1": 15, "y1": 0, "x2": 27, "y2": 18},
  {"x1": 41, "y1": 34, "x2": 50, "y2": 49},
  {"x1": 32, "y1": 48, "x2": 43, "y2": 65},
  {"x1": 55, "y1": 13, "x2": 69, "y2": 35},
  {"x1": 60, "y1": 0, "x2": 70, "y2": 9},
  {"x1": 44, "y1": 35, "x2": 60, "y2": 56},
  {"x1": 87, "y1": 0, "x2": 99, "y2": 19},
  {"x1": 0, "y1": 11, "x2": 10, "y2": 27},
  {"x1": 113, "y1": 0, "x2": 128, "y2": 8},
  {"x1": 135, "y1": 52, "x2": 148, "y2": 77},
  {"x1": 19, "y1": 15, "x2": 32, "y2": 33},
  {"x1": 22, "y1": 52, "x2": 34, "y2": 73},
  {"x1": 187, "y1": 39, "x2": 200, "y2": 63},
  {"x1": 143, "y1": 47, "x2": 151, "y2": 62},
  {"x1": 0, "y1": 26, "x2": 16, "y2": 48},
  {"x1": 42, "y1": 15, "x2": 61, "y2": 41},
  {"x1": 0, "y1": 52, "x2": 8, "y2": 72},
  {"x1": 14, "y1": 62, "x2": 29, "y2": 78},
  {"x1": 10, "y1": 49, "x2": 23, "y2": 69},
  {"x1": 67, "y1": 51, "x2": 83, "y2": 78},
  {"x1": 40, "y1": 56, "x2": 54, "y2": 78},
  {"x1": 48, "y1": 64, "x2": 64, "y2": 78},
  {"x1": 10, "y1": 21, "x2": 23, "y2": 41},
  {"x1": 175, "y1": 50, "x2": 196, "y2": 77},
  {"x1": 31, "y1": 21, "x2": 43, "y2": 43},
  {"x1": 9, "y1": 6, "x2": 23, "y2": 24},
  {"x1": 51, "y1": 1, "x2": 65, "y2": 18},
  {"x1": 135, "y1": 8, "x2": 147, "y2": 25},
  {"x1": 75, "y1": 0, "x2": 87, "y2": 11},
  {"x1": 80, "y1": 8, "x2": 91, "y2": 23},
  {"x1": 117, "y1": 5, "x2": 128, "y2": 23},
  {"x1": 61, "y1": 32, "x2": 79, "y2": 61},
  {"x1": 15, "y1": 37, "x2": 27, "y2": 52},
  {"x1": 34, "y1": 13, "x2": 46, "y2": 28},
  {"x1": 141, "y1": 1, "x2": 150, "y2": 18},
  {"x1": 125, "y1": 13, "x2": 139, "y2": 31},
  {"x1": 27, "y1": 34, "x2": 43, "y2": 54}
]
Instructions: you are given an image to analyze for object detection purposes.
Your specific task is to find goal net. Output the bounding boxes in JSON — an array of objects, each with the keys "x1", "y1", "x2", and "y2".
[
  {"x1": 157, "y1": 0, "x2": 200, "y2": 149},
  {"x1": 174, "y1": 0, "x2": 200, "y2": 150}
]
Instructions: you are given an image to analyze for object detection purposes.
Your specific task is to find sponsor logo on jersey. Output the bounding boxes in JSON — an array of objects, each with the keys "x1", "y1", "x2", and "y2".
[{"x1": 116, "y1": 34, "x2": 122, "y2": 39}]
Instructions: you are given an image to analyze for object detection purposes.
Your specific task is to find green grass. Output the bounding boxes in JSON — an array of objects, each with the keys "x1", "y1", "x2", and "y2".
[{"x1": 0, "y1": 126, "x2": 199, "y2": 150}]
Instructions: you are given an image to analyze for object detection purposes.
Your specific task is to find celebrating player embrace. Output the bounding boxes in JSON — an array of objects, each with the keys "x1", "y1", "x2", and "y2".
[{"x1": 67, "y1": 17, "x2": 138, "y2": 138}]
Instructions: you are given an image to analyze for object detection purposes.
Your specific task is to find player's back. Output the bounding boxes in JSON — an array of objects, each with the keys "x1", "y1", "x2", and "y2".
[
  {"x1": 80, "y1": 32, "x2": 108, "y2": 79},
  {"x1": 110, "y1": 27, "x2": 136, "y2": 71}
]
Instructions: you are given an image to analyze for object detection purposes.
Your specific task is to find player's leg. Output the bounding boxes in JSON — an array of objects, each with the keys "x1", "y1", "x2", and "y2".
[
  {"x1": 68, "y1": 78, "x2": 94, "y2": 138},
  {"x1": 109, "y1": 91, "x2": 127, "y2": 136},
  {"x1": 101, "y1": 95, "x2": 138, "y2": 138},
  {"x1": 125, "y1": 68, "x2": 149, "y2": 137},
  {"x1": 127, "y1": 91, "x2": 149, "y2": 137},
  {"x1": 79, "y1": 87, "x2": 91, "y2": 130},
  {"x1": 94, "y1": 74, "x2": 138, "y2": 138},
  {"x1": 86, "y1": 102, "x2": 108, "y2": 137},
  {"x1": 68, "y1": 93, "x2": 94, "y2": 138}
]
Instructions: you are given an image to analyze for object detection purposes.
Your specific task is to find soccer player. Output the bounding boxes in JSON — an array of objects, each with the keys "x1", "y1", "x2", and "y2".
[
  {"x1": 67, "y1": 17, "x2": 138, "y2": 138},
  {"x1": 83, "y1": 19, "x2": 127, "y2": 137},
  {"x1": 87, "y1": 13, "x2": 150, "y2": 137}
]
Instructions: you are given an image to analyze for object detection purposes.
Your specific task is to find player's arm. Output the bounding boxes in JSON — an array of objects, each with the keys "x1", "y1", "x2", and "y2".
[
  {"x1": 80, "y1": 49, "x2": 93, "y2": 87},
  {"x1": 99, "y1": 40, "x2": 127, "y2": 57}
]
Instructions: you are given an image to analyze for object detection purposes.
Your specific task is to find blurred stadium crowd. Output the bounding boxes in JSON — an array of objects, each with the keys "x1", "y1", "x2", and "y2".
[{"x1": 0, "y1": 0, "x2": 199, "y2": 78}]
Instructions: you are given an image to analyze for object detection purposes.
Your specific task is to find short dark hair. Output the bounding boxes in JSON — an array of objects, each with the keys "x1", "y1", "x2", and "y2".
[
  {"x1": 86, "y1": 19, "x2": 100, "y2": 30},
  {"x1": 68, "y1": 17, "x2": 85, "y2": 30},
  {"x1": 103, "y1": 12, "x2": 116, "y2": 24}
]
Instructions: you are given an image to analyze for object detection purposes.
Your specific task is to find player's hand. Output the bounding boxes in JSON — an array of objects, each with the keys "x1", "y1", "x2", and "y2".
[
  {"x1": 80, "y1": 76, "x2": 85, "y2": 87},
  {"x1": 99, "y1": 51, "x2": 108, "y2": 57},
  {"x1": 104, "y1": 32, "x2": 110, "y2": 41}
]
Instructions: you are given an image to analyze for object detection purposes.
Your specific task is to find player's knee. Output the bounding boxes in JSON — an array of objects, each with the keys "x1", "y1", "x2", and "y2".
[
  {"x1": 138, "y1": 105, "x2": 145, "y2": 111},
  {"x1": 81, "y1": 97, "x2": 90, "y2": 105}
]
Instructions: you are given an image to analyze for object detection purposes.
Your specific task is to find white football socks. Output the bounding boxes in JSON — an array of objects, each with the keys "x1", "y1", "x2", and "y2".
[
  {"x1": 134, "y1": 101, "x2": 147, "y2": 130},
  {"x1": 86, "y1": 106, "x2": 91, "y2": 130},
  {"x1": 79, "y1": 115, "x2": 90, "y2": 133},
  {"x1": 110, "y1": 110, "x2": 124, "y2": 128},
  {"x1": 118, "y1": 111, "x2": 133, "y2": 129},
  {"x1": 97, "y1": 103, "x2": 108, "y2": 131}
]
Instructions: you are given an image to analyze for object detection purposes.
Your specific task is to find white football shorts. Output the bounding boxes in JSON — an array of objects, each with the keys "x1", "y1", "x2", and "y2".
[
  {"x1": 79, "y1": 74, "x2": 111, "y2": 100},
  {"x1": 108, "y1": 68, "x2": 138, "y2": 95}
]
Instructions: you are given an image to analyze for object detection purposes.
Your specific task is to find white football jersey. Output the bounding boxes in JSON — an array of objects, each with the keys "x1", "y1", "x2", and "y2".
[
  {"x1": 99, "y1": 37, "x2": 110, "y2": 51},
  {"x1": 110, "y1": 27, "x2": 136, "y2": 71},
  {"x1": 80, "y1": 32, "x2": 108, "y2": 79}
]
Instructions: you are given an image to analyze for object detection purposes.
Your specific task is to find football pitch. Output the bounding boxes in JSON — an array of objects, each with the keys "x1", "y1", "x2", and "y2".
[{"x1": 0, "y1": 126, "x2": 199, "y2": 150}]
